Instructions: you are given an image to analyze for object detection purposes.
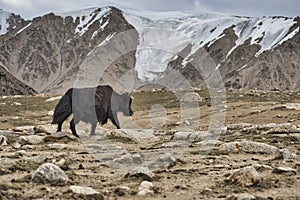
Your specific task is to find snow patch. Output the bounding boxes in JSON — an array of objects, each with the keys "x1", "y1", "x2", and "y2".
[
  {"x1": 0, "y1": 10, "x2": 11, "y2": 35},
  {"x1": 226, "y1": 17, "x2": 296, "y2": 57},
  {"x1": 57, "y1": 7, "x2": 111, "y2": 36},
  {"x1": 276, "y1": 27, "x2": 299, "y2": 47},
  {"x1": 98, "y1": 32, "x2": 116, "y2": 47},
  {"x1": 15, "y1": 22, "x2": 32, "y2": 36}
]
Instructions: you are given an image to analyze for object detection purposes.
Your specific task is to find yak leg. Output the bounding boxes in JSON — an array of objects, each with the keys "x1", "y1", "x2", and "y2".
[
  {"x1": 57, "y1": 122, "x2": 63, "y2": 132},
  {"x1": 70, "y1": 118, "x2": 80, "y2": 137},
  {"x1": 90, "y1": 123, "x2": 97, "y2": 136},
  {"x1": 111, "y1": 112, "x2": 121, "y2": 129}
]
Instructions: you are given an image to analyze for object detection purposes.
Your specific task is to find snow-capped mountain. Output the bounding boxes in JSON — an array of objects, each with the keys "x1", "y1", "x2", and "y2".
[{"x1": 0, "y1": 6, "x2": 299, "y2": 95}]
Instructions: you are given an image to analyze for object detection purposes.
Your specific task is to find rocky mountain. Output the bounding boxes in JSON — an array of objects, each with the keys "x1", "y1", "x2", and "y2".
[{"x1": 0, "y1": 6, "x2": 299, "y2": 95}]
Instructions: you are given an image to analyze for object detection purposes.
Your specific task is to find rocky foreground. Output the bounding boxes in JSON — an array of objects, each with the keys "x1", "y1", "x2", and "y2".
[{"x1": 0, "y1": 90, "x2": 300, "y2": 199}]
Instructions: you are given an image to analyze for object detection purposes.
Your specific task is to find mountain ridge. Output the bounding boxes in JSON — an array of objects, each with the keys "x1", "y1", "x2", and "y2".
[{"x1": 0, "y1": 6, "x2": 299, "y2": 95}]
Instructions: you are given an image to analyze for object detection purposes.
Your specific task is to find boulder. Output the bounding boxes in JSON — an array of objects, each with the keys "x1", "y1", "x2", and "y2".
[{"x1": 31, "y1": 163, "x2": 69, "y2": 186}]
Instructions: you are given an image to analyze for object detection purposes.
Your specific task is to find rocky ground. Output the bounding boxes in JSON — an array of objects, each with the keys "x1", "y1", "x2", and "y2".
[{"x1": 0, "y1": 89, "x2": 300, "y2": 200}]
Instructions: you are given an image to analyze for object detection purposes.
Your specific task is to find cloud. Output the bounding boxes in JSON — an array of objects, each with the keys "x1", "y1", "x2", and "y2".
[{"x1": 198, "y1": 0, "x2": 300, "y2": 17}]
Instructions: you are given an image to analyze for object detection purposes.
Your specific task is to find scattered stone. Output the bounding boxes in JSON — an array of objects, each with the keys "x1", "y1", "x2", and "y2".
[
  {"x1": 47, "y1": 111, "x2": 54, "y2": 116},
  {"x1": 138, "y1": 181, "x2": 154, "y2": 196},
  {"x1": 54, "y1": 158, "x2": 66, "y2": 167},
  {"x1": 201, "y1": 187, "x2": 213, "y2": 195},
  {"x1": 43, "y1": 132, "x2": 78, "y2": 143},
  {"x1": 13, "y1": 126, "x2": 34, "y2": 134},
  {"x1": 132, "y1": 154, "x2": 143, "y2": 164},
  {"x1": 276, "y1": 114, "x2": 283, "y2": 118},
  {"x1": 125, "y1": 167, "x2": 154, "y2": 181},
  {"x1": 272, "y1": 167, "x2": 297, "y2": 175},
  {"x1": 173, "y1": 131, "x2": 211, "y2": 142},
  {"x1": 12, "y1": 142, "x2": 22, "y2": 149},
  {"x1": 0, "y1": 130, "x2": 15, "y2": 137},
  {"x1": 19, "y1": 135, "x2": 45, "y2": 145},
  {"x1": 34, "y1": 125, "x2": 56, "y2": 134},
  {"x1": 227, "y1": 123, "x2": 252, "y2": 130},
  {"x1": 70, "y1": 185, "x2": 102, "y2": 199},
  {"x1": 251, "y1": 163, "x2": 273, "y2": 171},
  {"x1": 219, "y1": 140, "x2": 279, "y2": 154},
  {"x1": 24, "y1": 155, "x2": 47, "y2": 164},
  {"x1": 151, "y1": 152, "x2": 177, "y2": 169},
  {"x1": 227, "y1": 193, "x2": 256, "y2": 200},
  {"x1": 21, "y1": 145, "x2": 34, "y2": 150},
  {"x1": 0, "y1": 158, "x2": 16, "y2": 168},
  {"x1": 15, "y1": 150, "x2": 26, "y2": 158},
  {"x1": 226, "y1": 166, "x2": 261, "y2": 187},
  {"x1": 0, "y1": 135, "x2": 8, "y2": 146},
  {"x1": 266, "y1": 123, "x2": 300, "y2": 134},
  {"x1": 31, "y1": 163, "x2": 69, "y2": 186},
  {"x1": 283, "y1": 103, "x2": 300, "y2": 110},
  {"x1": 114, "y1": 187, "x2": 128, "y2": 196},
  {"x1": 173, "y1": 131, "x2": 191, "y2": 140},
  {"x1": 113, "y1": 153, "x2": 143, "y2": 165},
  {"x1": 47, "y1": 143, "x2": 67, "y2": 150},
  {"x1": 105, "y1": 129, "x2": 157, "y2": 144},
  {"x1": 274, "y1": 148, "x2": 297, "y2": 160}
]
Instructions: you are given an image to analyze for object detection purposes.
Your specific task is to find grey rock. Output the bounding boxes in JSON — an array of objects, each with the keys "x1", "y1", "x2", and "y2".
[
  {"x1": 125, "y1": 167, "x2": 154, "y2": 181},
  {"x1": 43, "y1": 132, "x2": 78, "y2": 143},
  {"x1": 227, "y1": 123, "x2": 252, "y2": 130},
  {"x1": 0, "y1": 158, "x2": 16, "y2": 168},
  {"x1": 18, "y1": 135, "x2": 45, "y2": 145},
  {"x1": 226, "y1": 166, "x2": 261, "y2": 187},
  {"x1": 173, "y1": 131, "x2": 211, "y2": 142},
  {"x1": 47, "y1": 143, "x2": 67, "y2": 150},
  {"x1": 70, "y1": 185, "x2": 100, "y2": 196},
  {"x1": 113, "y1": 153, "x2": 143, "y2": 165},
  {"x1": 21, "y1": 145, "x2": 34, "y2": 150},
  {"x1": 0, "y1": 130, "x2": 15, "y2": 137},
  {"x1": 275, "y1": 148, "x2": 297, "y2": 160},
  {"x1": 272, "y1": 167, "x2": 297, "y2": 175},
  {"x1": 251, "y1": 163, "x2": 273, "y2": 171},
  {"x1": 15, "y1": 150, "x2": 26, "y2": 158},
  {"x1": 105, "y1": 129, "x2": 157, "y2": 143},
  {"x1": 283, "y1": 103, "x2": 300, "y2": 110},
  {"x1": 12, "y1": 142, "x2": 22, "y2": 149},
  {"x1": 148, "y1": 152, "x2": 178, "y2": 170},
  {"x1": 31, "y1": 163, "x2": 69, "y2": 186},
  {"x1": 219, "y1": 140, "x2": 279, "y2": 154},
  {"x1": 24, "y1": 155, "x2": 47, "y2": 164},
  {"x1": 138, "y1": 181, "x2": 154, "y2": 196},
  {"x1": 13, "y1": 126, "x2": 35, "y2": 134},
  {"x1": 54, "y1": 158, "x2": 66, "y2": 167}
]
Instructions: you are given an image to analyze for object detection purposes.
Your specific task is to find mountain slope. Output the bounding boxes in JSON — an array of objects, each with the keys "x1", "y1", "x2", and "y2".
[
  {"x1": 0, "y1": 65, "x2": 36, "y2": 95},
  {"x1": 0, "y1": 7, "x2": 138, "y2": 94},
  {"x1": 124, "y1": 10, "x2": 299, "y2": 90},
  {"x1": 0, "y1": 6, "x2": 299, "y2": 94}
]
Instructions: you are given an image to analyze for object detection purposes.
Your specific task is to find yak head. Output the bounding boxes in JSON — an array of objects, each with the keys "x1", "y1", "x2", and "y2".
[
  {"x1": 112, "y1": 92, "x2": 134, "y2": 116},
  {"x1": 121, "y1": 93, "x2": 134, "y2": 116}
]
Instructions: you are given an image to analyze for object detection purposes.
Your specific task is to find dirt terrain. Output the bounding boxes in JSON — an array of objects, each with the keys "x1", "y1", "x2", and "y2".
[{"x1": 0, "y1": 89, "x2": 300, "y2": 200}]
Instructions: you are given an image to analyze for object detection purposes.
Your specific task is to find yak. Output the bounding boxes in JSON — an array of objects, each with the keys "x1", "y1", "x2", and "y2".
[{"x1": 51, "y1": 85, "x2": 133, "y2": 137}]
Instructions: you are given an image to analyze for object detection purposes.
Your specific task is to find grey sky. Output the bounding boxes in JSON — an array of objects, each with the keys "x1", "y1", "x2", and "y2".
[{"x1": 0, "y1": 0, "x2": 299, "y2": 19}]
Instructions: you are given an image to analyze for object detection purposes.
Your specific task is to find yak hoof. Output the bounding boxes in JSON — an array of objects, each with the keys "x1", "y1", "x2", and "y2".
[{"x1": 73, "y1": 133, "x2": 80, "y2": 138}]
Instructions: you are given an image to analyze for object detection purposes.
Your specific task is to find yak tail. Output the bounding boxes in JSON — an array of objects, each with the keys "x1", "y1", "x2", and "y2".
[{"x1": 51, "y1": 89, "x2": 73, "y2": 124}]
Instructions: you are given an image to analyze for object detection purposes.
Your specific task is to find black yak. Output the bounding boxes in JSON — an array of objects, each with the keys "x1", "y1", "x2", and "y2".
[{"x1": 51, "y1": 85, "x2": 133, "y2": 137}]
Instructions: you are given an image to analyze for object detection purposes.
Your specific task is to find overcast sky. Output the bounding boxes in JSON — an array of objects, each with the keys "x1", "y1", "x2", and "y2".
[{"x1": 0, "y1": 0, "x2": 299, "y2": 19}]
